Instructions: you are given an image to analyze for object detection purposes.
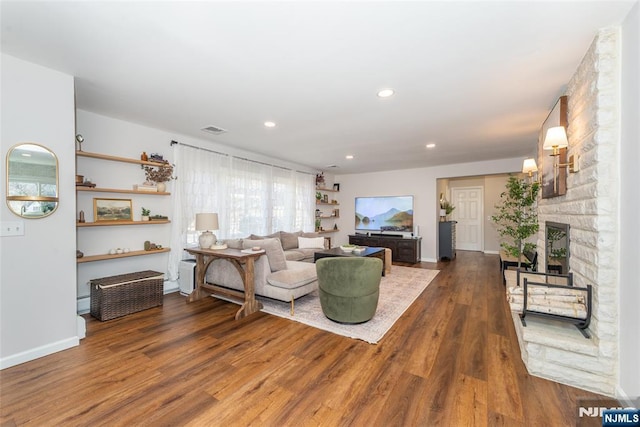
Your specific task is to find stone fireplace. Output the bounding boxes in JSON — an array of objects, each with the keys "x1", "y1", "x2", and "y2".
[{"x1": 510, "y1": 27, "x2": 620, "y2": 396}]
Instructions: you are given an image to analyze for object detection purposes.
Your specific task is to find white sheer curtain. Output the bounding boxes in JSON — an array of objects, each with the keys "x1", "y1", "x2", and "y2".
[
  {"x1": 167, "y1": 144, "x2": 230, "y2": 280},
  {"x1": 167, "y1": 143, "x2": 315, "y2": 280}
]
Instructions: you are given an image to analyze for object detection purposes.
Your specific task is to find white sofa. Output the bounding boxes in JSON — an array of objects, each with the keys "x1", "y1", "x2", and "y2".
[{"x1": 204, "y1": 237, "x2": 320, "y2": 302}]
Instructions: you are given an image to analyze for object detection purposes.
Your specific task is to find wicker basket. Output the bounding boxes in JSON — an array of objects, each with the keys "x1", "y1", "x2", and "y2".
[{"x1": 90, "y1": 270, "x2": 164, "y2": 321}]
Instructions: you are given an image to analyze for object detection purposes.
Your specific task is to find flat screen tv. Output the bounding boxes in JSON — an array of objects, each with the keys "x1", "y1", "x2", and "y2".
[{"x1": 355, "y1": 195, "x2": 413, "y2": 232}]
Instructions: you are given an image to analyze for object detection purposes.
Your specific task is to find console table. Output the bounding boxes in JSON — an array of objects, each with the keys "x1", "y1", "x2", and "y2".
[
  {"x1": 184, "y1": 247, "x2": 264, "y2": 320},
  {"x1": 348, "y1": 234, "x2": 421, "y2": 263}
]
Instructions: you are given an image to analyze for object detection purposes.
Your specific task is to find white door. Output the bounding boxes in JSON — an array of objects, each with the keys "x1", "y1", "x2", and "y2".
[{"x1": 451, "y1": 186, "x2": 483, "y2": 251}]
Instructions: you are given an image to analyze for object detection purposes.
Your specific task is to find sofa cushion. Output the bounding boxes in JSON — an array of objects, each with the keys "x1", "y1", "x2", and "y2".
[
  {"x1": 285, "y1": 249, "x2": 306, "y2": 261},
  {"x1": 285, "y1": 248, "x2": 317, "y2": 262},
  {"x1": 243, "y1": 238, "x2": 287, "y2": 272},
  {"x1": 267, "y1": 262, "x2": 317, "y2": 289},
  {"x1": 298, "y1": 236, "x2": 324, "y2": 249},
  {"x1": 249, "y1": 232, "x2": 281, "y2": 241},
  {"x1": 223, "y1": 238, "x2": 244, "y2": 249},
  {"x1": 301, "y1": 231, "x2": 320, "y2": 238},
  {"x1": 280, "y1": 231, "x2": 303, "y2": 250}
]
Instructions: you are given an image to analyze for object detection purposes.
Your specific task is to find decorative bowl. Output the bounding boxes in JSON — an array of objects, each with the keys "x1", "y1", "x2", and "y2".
[{"x1": 340, "y1": 245, "x2": 356, "y2": 253}]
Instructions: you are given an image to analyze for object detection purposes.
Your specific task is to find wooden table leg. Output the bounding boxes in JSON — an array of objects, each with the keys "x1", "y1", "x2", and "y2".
[
  {"x1": 187, "y1": 254, "x2": 210, "y2": 302},
  {"x1": 234, "y1": 256, "x2": 263, "y2": 319}
]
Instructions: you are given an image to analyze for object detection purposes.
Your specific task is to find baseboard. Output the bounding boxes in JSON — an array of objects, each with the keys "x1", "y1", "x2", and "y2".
[
  {"x1": 421, "y1": 257, "x2": 438, "y2": 263},
  {"x1": 77, "y1": 280, "x2": 179, "y2": 314},
  {"x1": 0, "y1": 337, "x2": 79, "y2": 370},
  {"x1": 484, "y1": 250, "x2": 499, "y2": 255}
]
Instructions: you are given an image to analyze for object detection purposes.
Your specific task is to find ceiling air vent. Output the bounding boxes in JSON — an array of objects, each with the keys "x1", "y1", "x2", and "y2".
[{"x1": 201, "y1": 125, "x2": 227, "y2": 135}]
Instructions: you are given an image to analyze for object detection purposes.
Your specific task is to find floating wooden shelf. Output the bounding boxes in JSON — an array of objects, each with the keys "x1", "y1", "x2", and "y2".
[
  {"x1": 317, "y1": 229, "x2": 339, "y2": 234},
  {"x1": 76, "y1": 151, "x2": 171, "y2": 167},
  {"x1": 316, "y1": 202, "x2": 339, "y2": 206},
  {"x1": 77, "y1": 248, "x2": 170, "y2": 263},
  {"x1": 318, "y1": 216, "x2": 339, "y2": 219},
  {"x1": 76, "y1": 187, "x2": 170, "y2": 195},
  {"x1": 316, "y1": 187, "x2": 339, "y2": 193},
  {"x1": 77, "y1": 220, "x2": 170, "y2": 227}
]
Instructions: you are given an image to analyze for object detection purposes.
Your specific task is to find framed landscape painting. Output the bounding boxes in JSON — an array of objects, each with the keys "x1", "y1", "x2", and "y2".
[
  {"x1": 94, "y1": 198, "x2": 133, "y2": 222},
  {"x1": 540, "y1": 96, "x2": 568, "y2": 198}
]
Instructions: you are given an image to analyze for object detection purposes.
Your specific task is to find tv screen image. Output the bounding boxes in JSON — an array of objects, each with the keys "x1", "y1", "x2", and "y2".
[{"x1": 355, "y1": 195, "x2": 413, "y2": 232}]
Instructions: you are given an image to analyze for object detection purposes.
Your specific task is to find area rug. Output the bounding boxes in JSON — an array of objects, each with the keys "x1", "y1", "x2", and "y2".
[{"x1": 258, "y1": 266, "x2": 439, "y2": 344}]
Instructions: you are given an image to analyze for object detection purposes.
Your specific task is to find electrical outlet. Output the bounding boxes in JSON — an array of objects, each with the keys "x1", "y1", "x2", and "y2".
[{"x1": 1, "y1": 221, "x2": 25, "y2": 237}]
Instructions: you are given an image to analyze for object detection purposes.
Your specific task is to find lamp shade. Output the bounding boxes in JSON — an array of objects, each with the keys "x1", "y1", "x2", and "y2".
[
  {"x1": 196, "y1": 213, "x2": 219, "y2": 231},
  {"x1": 543, "y1": 126, "x2": 568, "y2": 150},
  {"x1": 522, "y1": 158, "x2": 538, "y2": 174}
]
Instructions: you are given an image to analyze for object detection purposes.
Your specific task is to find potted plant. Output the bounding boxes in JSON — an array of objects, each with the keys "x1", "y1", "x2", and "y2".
[
  {"x1": 141, "y1": 207, "x2": 150, "y2": 221},
  {"x1": 143, "y1": 163, "x2": 174, "y2": 192},
  {"x1": 491, "y1": 175, "x2": 540, "y2": 268},
  {"x1": 441, "y1": 201, "x2": 455, "y2": 220}
]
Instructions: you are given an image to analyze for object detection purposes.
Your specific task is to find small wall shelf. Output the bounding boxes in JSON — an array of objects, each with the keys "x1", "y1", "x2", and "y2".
[
  {"x1": 315, "y1": 187, "x2": 339, "y2": 193},
  {"x1": 77, "y1": 248, "x2": 170, "y2": 263},
  {"x1": 76, "y1": 187, "x2": 170, "y2": 195},
  {"x1": 76, "y1": 151, "x2": 170, "y2": 167},
  {"x1": 77, "y1": 220, "x2": 170, "y2": 227},
  {"x1": 318, "y1": 229, "x2": 339, "y2": 234}
]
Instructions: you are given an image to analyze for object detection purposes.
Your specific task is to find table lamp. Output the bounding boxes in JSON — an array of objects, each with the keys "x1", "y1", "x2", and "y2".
[{"x1": 196, "y1": 213, "x2": 219, "y2": 249}]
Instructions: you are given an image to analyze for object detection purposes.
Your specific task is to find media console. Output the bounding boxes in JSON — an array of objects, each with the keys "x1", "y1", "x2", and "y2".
[{"x1": 348, "y1": 234, "x2": 421, "y2": 264}]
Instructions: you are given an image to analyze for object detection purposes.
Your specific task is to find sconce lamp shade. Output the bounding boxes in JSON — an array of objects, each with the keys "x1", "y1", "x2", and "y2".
[
  {"x1": 522, "y1": 158, "x2": 538, "y2": 174},
  {"x1": 196, "y1": 213, "x2": 219, "y2": 249},
  {"x1": 543, "y1": 126, "x2": 569, "y2": 151},
  {"x1": 196, "y1": 213, "x2": 219, "y2": 231}
]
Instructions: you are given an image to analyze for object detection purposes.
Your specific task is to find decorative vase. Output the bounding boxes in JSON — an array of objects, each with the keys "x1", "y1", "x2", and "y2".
[{"x1": 156, "y1": 182, "x2": 166, "y2": 192}]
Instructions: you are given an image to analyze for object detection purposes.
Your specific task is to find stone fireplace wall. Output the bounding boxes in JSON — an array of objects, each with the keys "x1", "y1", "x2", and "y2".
[{"x1": 525, "y1": 27, "x2": 620, "y2": 396}]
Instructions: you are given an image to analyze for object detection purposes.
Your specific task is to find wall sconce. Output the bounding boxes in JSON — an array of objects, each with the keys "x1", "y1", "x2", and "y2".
[
  {"x1": 543, "y1": 126, "x2": 579, "y2": 173},
  {"x1": 543, "y1": 125, "x2": 579, "y2": 193},
  {"x1": 522, "y1": 158, "x2": 538, "y2": 177}
]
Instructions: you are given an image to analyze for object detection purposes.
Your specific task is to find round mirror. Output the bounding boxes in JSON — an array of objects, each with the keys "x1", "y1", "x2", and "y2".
[{"x1": 6, "y1": 143, "x2": 59, "y2": 218}]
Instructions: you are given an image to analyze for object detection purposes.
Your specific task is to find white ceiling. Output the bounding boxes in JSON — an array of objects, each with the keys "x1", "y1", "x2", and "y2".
[{"x1": 1, "y1": 1, "x2": 636, "y2": 174}]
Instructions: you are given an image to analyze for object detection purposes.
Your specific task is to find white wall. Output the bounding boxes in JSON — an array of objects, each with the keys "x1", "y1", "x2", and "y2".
[
  {"x1": 619, "y1": 1, "x2": 640, "y2": 400},
  {"x1": 335, "y1": 157, "x2": 523, "y2": 261},
  {"x1": 1, "y1": 54, "x2": 78, "y2": 368}
]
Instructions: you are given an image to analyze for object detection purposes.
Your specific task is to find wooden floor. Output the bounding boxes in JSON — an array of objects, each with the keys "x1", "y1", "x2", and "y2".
[{"x1": 1, "y1": 251, "x2": 613, "y2": 426}]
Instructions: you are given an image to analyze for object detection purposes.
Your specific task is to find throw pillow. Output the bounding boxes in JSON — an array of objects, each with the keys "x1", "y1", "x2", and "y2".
[
  {"x1": 280, "y1": 231, "x2": 303, "y2": 250},
  {"x1": 243, "y1": 238, "x2": 287, "y2": 272},
  {"x1": 298, "y1": 236, "x2": 325, "y2": 249}
]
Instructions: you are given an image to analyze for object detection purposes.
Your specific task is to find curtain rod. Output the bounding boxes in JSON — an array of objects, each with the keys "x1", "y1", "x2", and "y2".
[{"x1": 170, "y1": 140, "x2": 315, "y2": 175}]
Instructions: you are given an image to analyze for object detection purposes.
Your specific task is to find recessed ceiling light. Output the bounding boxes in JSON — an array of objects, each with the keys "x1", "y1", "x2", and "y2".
[
  {"x1": 426, "y1": 143, "x2": 436, "y2": 149},
  {"x1": 377, "y1": 88, "x2": 394, "y2": 98},
  {"x1": 346, "y1": 155, "x2": 354, "y2": 160},
  {"x1": 264, "y1": 121, "x2": 276, "y2": 128}
]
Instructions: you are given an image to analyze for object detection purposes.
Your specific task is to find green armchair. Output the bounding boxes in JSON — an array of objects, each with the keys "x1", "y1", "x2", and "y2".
[{"x1": 316, "y1": 257, "x2": 383, "y2": 324}]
